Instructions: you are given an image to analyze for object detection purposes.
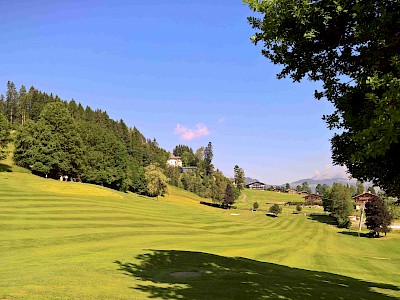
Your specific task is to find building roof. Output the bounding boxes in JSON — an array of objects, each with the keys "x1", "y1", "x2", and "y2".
[
  {"x1": 168, "y1": 153, "x2": 181, "y2": 160},
  {"x1": 304, "y1": 193, "x2": 323, "y2": 198},
  {"x1": 247, "y1": 181, "x2": 266, "y2": 186},
  {"x1": 353, "y1": 192, "x2": 378, "y2": 200}
]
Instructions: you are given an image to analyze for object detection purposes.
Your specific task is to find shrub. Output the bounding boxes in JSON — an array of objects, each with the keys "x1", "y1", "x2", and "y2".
[
  {"x1": 253, "y1": 202, "x2": 259, "y2": 211},
  {"x1": 269, "y1": 204, "x2": 282, "y2": 215}
]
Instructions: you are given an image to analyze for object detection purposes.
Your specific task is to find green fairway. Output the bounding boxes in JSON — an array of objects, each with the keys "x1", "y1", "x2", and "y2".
[
  {"x1": 234, "y1": 189, "x2": 305, "y2": 211},
  {"x1": 1, "y1": 169, "x2": 400, "y2": 299}
]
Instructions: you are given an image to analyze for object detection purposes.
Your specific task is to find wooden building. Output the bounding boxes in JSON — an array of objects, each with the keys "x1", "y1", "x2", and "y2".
[
  {"x1": 246, "y1": 181, "x2": 266, "y2": 190},
  {"x1": 286, "y1": 188, "x2": 297, "y2": 194},
  {"x1": 304, "y1": 193, "x2": 323, "y2": 202},
  {"x1": 353, "y1": 192, "x2": 379, "y2": 210}
]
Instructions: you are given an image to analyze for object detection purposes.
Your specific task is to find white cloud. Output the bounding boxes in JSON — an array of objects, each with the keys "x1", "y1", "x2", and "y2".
[
  {"x1": 313, "y1": 165, "x2": 349, "y2": 180},
  {"x1": 217, "y1": 117, "x2": 226, "y2": 124},
  {"x1": 174, "y1": 123, "x2": 210, "y2": 141}
]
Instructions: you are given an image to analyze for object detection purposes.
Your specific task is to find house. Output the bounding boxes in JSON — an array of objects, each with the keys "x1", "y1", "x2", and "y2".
[
  {"x1": 298, "y1": 191, "x2": 308, "y2": 196},
  {"x1": 353, "y1": 192, "x2": 379, "y2": 210},
  {"x1": 304, "y1": 193, "x2": 323, "y2": 202},
  {"x1": 286, "y1": 188, "x2": 297, "y2": 194},
  {"x1": 246, "y1": 181, "x2": 266, "y2": 190},
  {"x1": 167, "y1": 153, "x2": 182, "y2": 167}
]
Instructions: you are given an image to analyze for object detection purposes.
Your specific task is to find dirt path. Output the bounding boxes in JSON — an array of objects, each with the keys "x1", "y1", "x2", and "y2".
[{"x1": 241, "y1": 193, "x2": 247, "y2": 203}]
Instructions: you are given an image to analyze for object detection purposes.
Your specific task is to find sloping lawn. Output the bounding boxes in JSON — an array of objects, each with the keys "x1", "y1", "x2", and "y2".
[{"x1": 1, "y1": 168, "x2": 399, "y2": 299}]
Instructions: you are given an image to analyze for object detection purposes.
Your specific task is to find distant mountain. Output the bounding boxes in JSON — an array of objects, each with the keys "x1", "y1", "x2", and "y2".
[
  {"x1": 290, "y1": 177, "x2": 355, "y2": 190},
  {"x1": 245, "y1": 177, "x2": 259, "y2": 185},
  {"x1": 289, "y1": 176, "x2": 373, "y2": 192},
  {"x1": 245, "y1": 177, "x2": 273, "y2": 187}
]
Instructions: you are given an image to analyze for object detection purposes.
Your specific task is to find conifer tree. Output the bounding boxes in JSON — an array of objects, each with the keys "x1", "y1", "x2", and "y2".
[{"x1": 0, "y1": 113, "x2": 11, "y2": 160}]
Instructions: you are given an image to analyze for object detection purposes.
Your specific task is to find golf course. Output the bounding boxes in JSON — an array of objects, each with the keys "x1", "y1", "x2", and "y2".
[{"x1": 1, "y1": 159, "x2": 399, "y2": 299}]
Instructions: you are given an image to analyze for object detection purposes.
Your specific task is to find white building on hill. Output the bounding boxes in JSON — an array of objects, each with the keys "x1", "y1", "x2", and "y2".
[{"x1": 167, "y1": 153, "x2": 182, "y2": 167}]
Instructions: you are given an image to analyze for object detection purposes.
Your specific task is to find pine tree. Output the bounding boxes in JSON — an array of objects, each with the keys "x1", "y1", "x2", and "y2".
[
  {"x1": 0, "y1": 113, "x2": 11, "y2": 160},
  {"x1": 224, "y1": 184, "x2": 234, "y2": 207},
  {"x1": 234, "y1": 165, "x2": 245, "y2": 190},
  {"x1": 5, "y1": 81, "x2": 18, "y2": 125},
  {"x1": 204, "y1": 142, "x2": 213, "y2": 176}
]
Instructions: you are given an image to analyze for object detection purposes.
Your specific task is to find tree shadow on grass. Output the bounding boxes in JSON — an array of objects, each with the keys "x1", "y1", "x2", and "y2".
[
  {"x1": 308, "y1": 214, "x2": 338, "y2": 226},
  {"x1": 115, "y1": 250, "x2": 399, "y2": 300},
  {"x1": 338, "y1": 231, "x2": 370, "y2": 238},
  {"x1": 0, "y1": 163, "x2": 12, "y2": 172}
]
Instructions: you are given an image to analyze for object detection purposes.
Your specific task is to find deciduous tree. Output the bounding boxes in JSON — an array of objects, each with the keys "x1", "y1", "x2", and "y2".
[
  {"x1": 144, "y1": 164, "x2": 168, "y2": 199},
  {"x1": 269, "y1": 204, "x2": 282, "y2": 215},
  {"x1": 14, "y1": 102, "x2": 84, "y2": 178},
  {"x1": 365, "y1": 196, "x2": 393, "y2": 237},
  {"x1": 244, "y1": 0, "x2": 400, "y2": 197}
]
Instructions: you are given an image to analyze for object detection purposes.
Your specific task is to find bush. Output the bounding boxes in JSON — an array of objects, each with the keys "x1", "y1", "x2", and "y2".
[
  {"x1": 296, "y1": 203, "x2": 302, "y2": 212},
  {"x1": 269, "y1": 204, "x2": 282, "y2": 215},
  {"x1": 253, "y1": 202, "x2": 259, "y2": 211}
]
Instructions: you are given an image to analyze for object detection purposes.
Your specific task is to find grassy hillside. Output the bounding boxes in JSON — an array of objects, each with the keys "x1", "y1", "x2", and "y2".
[
  {"x1": 234, "y1": 189, "x2": 304, "y2": 211},
  {"x1": 1, "y1": 161, "x2": 400, "y2": 299}
]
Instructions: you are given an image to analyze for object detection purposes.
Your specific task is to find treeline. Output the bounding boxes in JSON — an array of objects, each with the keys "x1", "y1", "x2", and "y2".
[
  {"x1": 0, "y1": 81, "x2": 239, "y2": 201},
  {"x1": 165, "y1": 143, "x2": 242, "y2": 204},
  {"x1": 0, "y1": 81, "x2": 168, "y2": 193}
]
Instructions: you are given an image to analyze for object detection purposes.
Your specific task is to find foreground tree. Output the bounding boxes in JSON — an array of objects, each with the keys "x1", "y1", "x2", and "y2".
[
  {"x1": 365, "y1": 196, "x2": 393, "y2": 237},
  {"x1": 0, "y1": 113, "x2": 11, "y2": 160},
  {"x1": 244, "y1": 0, "x2": 400, "y2": 197},
  {"x1": 144, "y1": 164, "x2": 168, "y2": 199},
  {"x1": 14, "y1": 102, "x2": 84, "y2": 178}
]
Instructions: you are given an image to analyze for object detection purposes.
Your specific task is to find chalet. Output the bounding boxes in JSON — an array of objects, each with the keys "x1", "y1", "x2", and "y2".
[
  {"x1": 353, "y1": 192, "x2": 379, "y2": 210},
  {"x1": 246, "y1": 181, "x2": 266, "y2": 190},
  {"x1": 304, "y1": 193, "x2": 323, "y2": 202},
  {"x1": 286, "y1": 188, "x2": 297, "y2": 194},
  {"x1": 167, "y1": 153, "x2": 182, "y2": 168},
  {"x1": 273, "y1": 188, "x2": 281, "y2": 193},
  {"x1": 298, "y1": 191, "x2": 308, "y2": 196}
]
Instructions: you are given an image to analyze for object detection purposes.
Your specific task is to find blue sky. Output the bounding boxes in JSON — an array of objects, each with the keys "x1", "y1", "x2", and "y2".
[{"x1": 0, "y1": 0, "x2": 348, "y2": 184}]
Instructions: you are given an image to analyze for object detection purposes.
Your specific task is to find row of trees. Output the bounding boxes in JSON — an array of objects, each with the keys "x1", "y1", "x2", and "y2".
[
  {"x1": 1, "y1": 82, "x2": 239, "y2": 200},
  {"x1": 321, "y1": 183, "x2": 394, "y2": 236},
  {"x1": 167, "y1": 142, "x2": 243, "y2": 205},
  {"x1": 0, "y1": 82, "x2": 172, "y2": 196}
]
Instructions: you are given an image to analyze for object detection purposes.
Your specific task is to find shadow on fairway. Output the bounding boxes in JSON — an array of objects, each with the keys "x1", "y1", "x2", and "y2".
[
  {"x1": 308, "y1": 214, "x2": 338, "y2": 225},
  {"x1": 338, "y1": 231, "x2": 370, "y2": 238},
  {"x1": 0, "y1": 163, "x2": 12, "y2": 172},
  {"x1": 115, "y1": 250, "x2": 399, "y2": 299}
]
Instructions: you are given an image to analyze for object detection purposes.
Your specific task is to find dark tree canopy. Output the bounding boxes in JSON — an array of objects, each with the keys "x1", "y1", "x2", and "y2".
[
  {"x1": 0, "y1": 113, "x2": 11, "y2": 160},
  {"x1": 245, "y1": 0, "x2": 400, "y2": 197},
  {"x1": 365, "y1": 196, "x2": 393, "y2": 237},
  {"x1": 14, "y1": 102, "x2": 84, "y2": 178},
  {"x1": 224, "y1": 184, "x2": 235, "y2": 207}
]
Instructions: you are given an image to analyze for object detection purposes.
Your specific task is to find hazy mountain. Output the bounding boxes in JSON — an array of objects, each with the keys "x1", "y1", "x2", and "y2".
[
  {"x1": 245, "y1": 177, "x2": 260, "y2": 185},
  {"x1": 289, "y1": 176, "x2": 373, "y2": 192}
]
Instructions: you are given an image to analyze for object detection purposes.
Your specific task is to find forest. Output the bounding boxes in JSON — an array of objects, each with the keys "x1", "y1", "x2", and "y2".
[{"x1": 0, "y1": 81, "x2": 239, "y2": 202}]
